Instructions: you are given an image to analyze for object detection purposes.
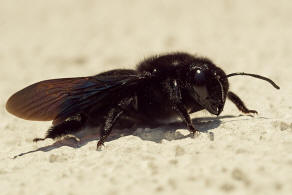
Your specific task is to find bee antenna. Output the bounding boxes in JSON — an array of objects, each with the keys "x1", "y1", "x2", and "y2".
[{"x1": 226, "y1": 72, "x2": 280, "y2": 89}]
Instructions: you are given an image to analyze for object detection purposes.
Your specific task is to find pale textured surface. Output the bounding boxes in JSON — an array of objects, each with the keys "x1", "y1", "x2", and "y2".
[{"x1": 1, "y1": 0, "x2": 292, "y2": 195}]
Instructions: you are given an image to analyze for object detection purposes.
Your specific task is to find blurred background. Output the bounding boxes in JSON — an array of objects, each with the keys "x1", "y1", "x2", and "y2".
[{"x1": 1, "y1": 0, "x2": 291, "y2": 80}]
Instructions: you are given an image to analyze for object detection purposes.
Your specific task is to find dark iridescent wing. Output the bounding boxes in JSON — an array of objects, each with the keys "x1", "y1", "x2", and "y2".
[{"x1": 6, "y1": 74, "x2": 145, "y2": 125}]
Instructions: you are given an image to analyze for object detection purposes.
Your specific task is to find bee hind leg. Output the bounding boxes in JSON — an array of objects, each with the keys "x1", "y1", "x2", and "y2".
[{"x1": 33, "y1": 114, "x2": 87, "y2": 142}]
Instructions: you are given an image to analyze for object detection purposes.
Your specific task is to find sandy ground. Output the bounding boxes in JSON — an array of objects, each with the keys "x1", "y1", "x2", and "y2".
[{"x1": 1, "y1": 0, "x2": 292, "y2": 194}]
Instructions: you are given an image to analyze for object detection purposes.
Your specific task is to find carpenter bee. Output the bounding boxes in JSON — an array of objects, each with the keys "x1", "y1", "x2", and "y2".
[{"x1": 6, "y1": 52, "x2": 280, "y2": 149}]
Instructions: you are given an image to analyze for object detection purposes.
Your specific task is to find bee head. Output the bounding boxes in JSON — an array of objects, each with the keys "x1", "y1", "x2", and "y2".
[
  {"x1": 186, "y1": 59, "x2": 280, "y2": 116},
  {"x1": 186, "y1": 59, "x2": 229, "y2": 115}
]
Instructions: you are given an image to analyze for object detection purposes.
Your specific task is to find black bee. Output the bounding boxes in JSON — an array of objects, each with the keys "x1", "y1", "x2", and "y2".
[{"x1": 6, "y1": 52, "x2": 280, "y2": 149}]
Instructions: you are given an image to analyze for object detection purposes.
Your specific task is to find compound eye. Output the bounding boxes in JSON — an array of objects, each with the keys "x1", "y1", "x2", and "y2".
[{"x1": 193, "y1": 69, "x2": 206, "y2": 86}]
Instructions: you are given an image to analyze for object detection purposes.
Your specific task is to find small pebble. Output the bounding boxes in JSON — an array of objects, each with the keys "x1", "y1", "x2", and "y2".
[{"x1": 209, "y1": 132, "x2": 214, "y2": 141}]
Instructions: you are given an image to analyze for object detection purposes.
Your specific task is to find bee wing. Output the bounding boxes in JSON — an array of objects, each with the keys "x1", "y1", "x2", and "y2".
[
  {"x1": 6, "y1": 74, "x2": 145, "y2": 125},
  {"x1": 6, "y1": 77, "x2": 91, "y2": 123}
]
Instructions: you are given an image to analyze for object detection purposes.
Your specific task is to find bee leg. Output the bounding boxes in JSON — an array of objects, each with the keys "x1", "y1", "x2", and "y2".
[
  {"x1": 165, "y1": 79, "x2": 198, "y2": 135},
  {"x1": 96, "y1": 97, "x2": 134, "y2": 150},
  {"x1": 175, "y1": 104, "x2": 198, "y2": 136},
  {"x1": 33, "y1": 114, "x2": 86, "y2": 142},
  {"x1": 227, "y1": 91, "x2": 258, "y2": 114}
]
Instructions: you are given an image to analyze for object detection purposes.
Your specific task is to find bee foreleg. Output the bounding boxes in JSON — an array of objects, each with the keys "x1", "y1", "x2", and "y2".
[
  {"x1": 227, "y1": 91, "x2": 258, "y2": 114},
  {"x1": 165, "y1": 79, "x2": 198, "y2": 135},
  {"x1": 174, "y1": 103, "x2": 198, "y2": 135}
]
